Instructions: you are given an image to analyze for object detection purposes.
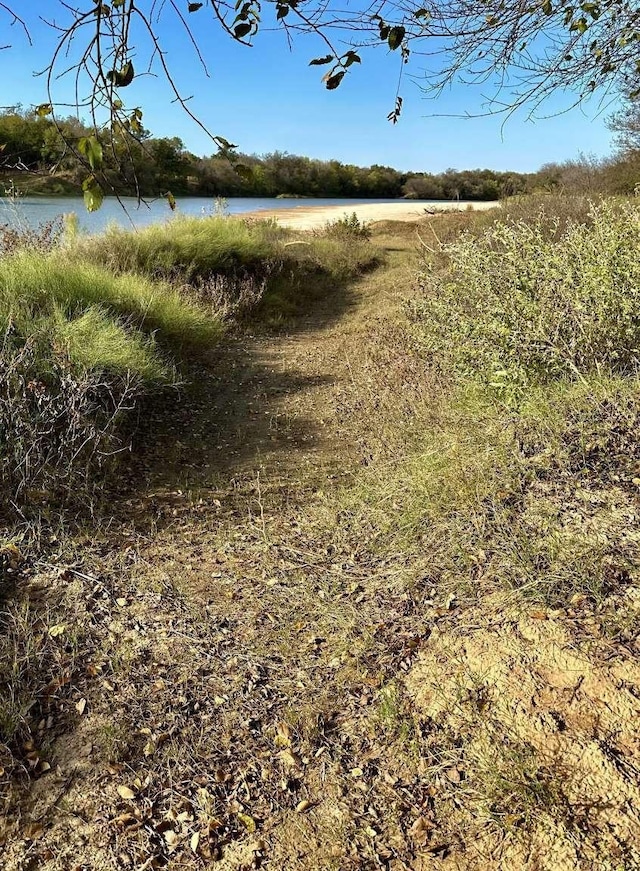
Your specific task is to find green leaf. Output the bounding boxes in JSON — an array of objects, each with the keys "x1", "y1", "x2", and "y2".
[
  {"x1": 570, "y1": 16, "x2": 588, "y2": 32},
  {"x1": 107, "y1": 60, "x2": 134, "y2": 87},
  {"x1": 580, "y1": 1, "x2": 600, "y2": 19},
  {"x1": 234, "y1": 163, "x2": 253, "y2": 180},
  {"x1": 35, "y1": 103, "x2": 53, "y2": 117},
  {"x1": 325, "y1": 70, "x2": 346, "y2": 90},
  {"x1": 542, "y1": 0, "x2": 552, "y2": 14},
  {"x1": 342, "y1": 51, "x2": 361, "y2": 67},
  {"x1": 215, "y1": 136, "x2": 238, "y2": 150},
  {"x1": 414, "y1": 8, "x2": 430, "y2": 19},
  {"x1": 166, "y1": 191, "x2": 177, "y2": 211},
  {"x1": 388, "y1": 26, "x2": 405, "y2": 50},
  {"x1": 82, "y1": 176, "x2": 104, "y2": 212},
  {"x1": 309, "y1": 55, "x2": 333, "y2": 65},
  {"x1": 188, "y1": 2, "x2": 203, "y2": 9},
  {"x1": 234, "y1": 22, "x2": 252, "y2": 38},
  {"x1": 276, "y1": 4, "x2": 289, "y2": 19},
  {"x1": 78, "y1": 136, "x2": 103, "y2": 171},
  {"x1": 113, "y1": 0, "x2": 125, "y2": 6}
]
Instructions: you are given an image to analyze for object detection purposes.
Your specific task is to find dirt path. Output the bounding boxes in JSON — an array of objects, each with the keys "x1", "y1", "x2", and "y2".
[
  {"x1": 3, "y1": 230, "x2": 431, "y2": 870},
  {"x1": 3, "y1": 226, "x2": 639, "y2": 871}
]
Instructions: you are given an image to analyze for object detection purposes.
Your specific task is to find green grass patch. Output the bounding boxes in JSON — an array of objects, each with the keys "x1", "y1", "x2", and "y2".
[
  {"x1": 0, "y1": 251, "x2": 222, "y2": 509},
  {"x1": 0, "y1": 251, "x2": 221, "y2": 360},
  {"x1": 73, "y1": 214, "x2": 283, "y2": 281}
]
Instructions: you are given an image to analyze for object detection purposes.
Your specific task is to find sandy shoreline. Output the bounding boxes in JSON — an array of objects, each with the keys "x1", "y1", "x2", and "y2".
[{"x1": 242, "y1": 200, "x2": 499, "y2": 230}]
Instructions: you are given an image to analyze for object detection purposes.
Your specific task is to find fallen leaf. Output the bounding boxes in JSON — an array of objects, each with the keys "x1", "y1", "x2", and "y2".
[
  {"x1": 23, "y1": 823, "x2": 44, "y2": 841},
  {"x1": 275, "y1": 721, "x2": 292, "y2": 748},
  {"x1": 237, "y1": 812, "x2": 256, "y2": 833},
  {"x1": 1, "y1": 543, "x2": 22, "y2": 569},
  {"x1": 278, "y1": 749, "x2": 302, "y2": 769},
  {"x1": 117, "y1": 785, "x2": 136, "y2": 800},
  {"x1": 76, "y1": 698, "x2": 87, "y2": 716},
  {"x1": 444, "y1": 768, "x2": 462, "y2": 784},
  {"x1": 190, "y1": 831, "x2": 200, "y2": 854},
  {"x1": 410, "y1": 816, "x2": 432, "y2": 846},
  {"x1": 295, "y1": 799, "x2": 312, "y2": 814},
  {"x1": 529, "y1": 609, "x2": 548, "y2": 620},
  {"x1": 164, "y1": 830, "x2": 178, "y2": 847},
  {"x1": 48, "y1": 624, "x2": 66, "y2": 637}
]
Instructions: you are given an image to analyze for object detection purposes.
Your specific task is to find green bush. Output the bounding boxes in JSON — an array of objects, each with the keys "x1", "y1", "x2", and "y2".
[
  {"x1": 412, "y1": 200, "x2": 640, "y2": 393},
  {"x1": 321, "y1": 212, "x2": 372, "y2": 240}
]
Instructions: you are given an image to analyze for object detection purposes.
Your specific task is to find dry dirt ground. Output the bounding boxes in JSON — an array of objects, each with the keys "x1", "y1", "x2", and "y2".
[{"x1": 1, "y1": 224, "x2": 639, "y2": 870}]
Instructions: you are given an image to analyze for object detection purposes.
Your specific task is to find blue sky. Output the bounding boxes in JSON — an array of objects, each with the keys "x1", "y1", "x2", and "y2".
[{"x1": 0, "y1": 2, "x2": 616, "y2": 172}]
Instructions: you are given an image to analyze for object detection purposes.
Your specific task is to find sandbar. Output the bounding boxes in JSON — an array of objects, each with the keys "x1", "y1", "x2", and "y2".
[{"x1": 242, "y1": 200, "x2": 499, "y2": 230}]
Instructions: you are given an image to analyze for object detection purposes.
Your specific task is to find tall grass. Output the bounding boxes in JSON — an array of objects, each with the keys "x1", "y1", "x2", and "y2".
[
  {"x1": 0, "y1": 252, "x2": 222, "y2": 357},
  {"x1": 0, "y1": 251, "x2": 222, "y2": 509},
  {"x1": 72, "y1": 214, "x2": 380, "y2": 324},
  {"x1": 73, "y1": 215, "x2": 284, "y2": 281}
]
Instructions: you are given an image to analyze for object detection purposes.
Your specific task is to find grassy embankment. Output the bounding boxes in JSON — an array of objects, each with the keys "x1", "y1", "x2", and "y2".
[
  {"x1": 0, "y1": 197, "x2": 638, "y2": 869},
  {"x1": 0, "y1": 213, "x2": 377, "y2": 510}
]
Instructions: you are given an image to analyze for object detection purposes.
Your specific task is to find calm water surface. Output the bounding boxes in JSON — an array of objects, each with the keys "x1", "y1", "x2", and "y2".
[
  {"x1": 0, "y1": 197, "x2": 456, "y2": 233},
  {"x1": 0, "y1": 196, "x2": 442, "y2": 233}
]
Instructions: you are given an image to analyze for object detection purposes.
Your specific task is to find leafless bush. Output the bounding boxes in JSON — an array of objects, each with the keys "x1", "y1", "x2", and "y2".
[
  {"x1": 189, "y1": 271, "x2": 270, "y2": 321},
  {"x1": 0, "y1": 335, "x2": 139, "y2": 511},
  {"x1": 0, "y1": 217, "x2": 64, "y2": 254}
]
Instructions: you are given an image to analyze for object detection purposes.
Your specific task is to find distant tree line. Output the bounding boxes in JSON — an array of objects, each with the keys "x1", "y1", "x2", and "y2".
[
  {"x1": 4, "y1": 105, "x2": 640, "y2": 202},
  {"x1": 0, "y1": 108, "x2": 532, "y2": 201}
]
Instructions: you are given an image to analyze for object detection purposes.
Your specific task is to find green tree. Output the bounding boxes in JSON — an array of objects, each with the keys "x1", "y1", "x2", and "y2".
[{"x1": 1, "y1": 0, "x2": 635, "y2": 206}]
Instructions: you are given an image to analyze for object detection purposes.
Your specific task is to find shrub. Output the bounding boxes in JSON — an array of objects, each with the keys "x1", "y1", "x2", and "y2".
[
  {"x1": 412, "y1": 200, "x2": 640, "y2": 392},
  {"x1": 321, "y1": 212, "x2": 372, "y2": 240},
  {"x1": 0, "y1": 336, "x2": 140, "y2": 504}
]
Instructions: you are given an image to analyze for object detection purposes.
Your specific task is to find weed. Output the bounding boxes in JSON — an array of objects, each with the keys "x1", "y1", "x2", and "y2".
[
  {"x1": 0, "y1": 217, "x2": 64, "y2": 255},
  {"x1": 320, "y1": 212, "x2": 372, "y2": 241}
]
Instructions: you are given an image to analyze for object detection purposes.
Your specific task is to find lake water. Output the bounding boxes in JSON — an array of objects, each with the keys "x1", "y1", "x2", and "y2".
[{"x1": 0, "y1": 195, "x2": 446, "y2": 234}]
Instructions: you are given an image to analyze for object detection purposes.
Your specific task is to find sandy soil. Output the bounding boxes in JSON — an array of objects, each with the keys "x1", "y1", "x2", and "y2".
[{"x1": 244, "y1": 200, "x2": 499, "y2": 230}]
